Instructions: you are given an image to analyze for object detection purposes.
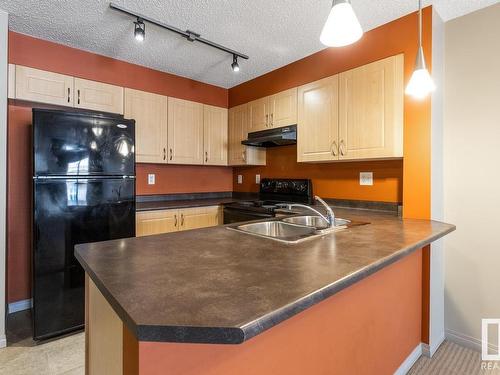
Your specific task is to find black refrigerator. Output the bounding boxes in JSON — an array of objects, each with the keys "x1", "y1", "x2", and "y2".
[{"x1": 32, "y1": 109, "x2": 136, "y2": 340}]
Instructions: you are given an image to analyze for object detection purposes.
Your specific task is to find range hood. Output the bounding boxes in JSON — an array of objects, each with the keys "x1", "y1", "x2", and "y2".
[{"x1": 241, "y1": 125, "x2": 297, "y2": 147}]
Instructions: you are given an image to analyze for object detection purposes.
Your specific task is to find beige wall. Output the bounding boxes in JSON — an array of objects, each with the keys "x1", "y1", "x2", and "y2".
[{"x1": 444, "y1": 3, "x2": 500, "y2": 351}]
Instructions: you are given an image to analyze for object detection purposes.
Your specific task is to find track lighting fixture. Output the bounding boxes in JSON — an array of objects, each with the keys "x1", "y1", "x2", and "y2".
[
  {"x1": 405, "y1": 0, "x2": 435, "y2": 99},
  {"x1": 320, "y1": 0, "x2": 363, "y2": 47},
  {"x1": 134, "y1": 18, "x2": 145, "y2": 42},
  {"x1": 110, "y1": 2, "x2": 249, "y2": 72},
  {"x1": 231, "y1": 55, "x2": 240, "y2": 72}
]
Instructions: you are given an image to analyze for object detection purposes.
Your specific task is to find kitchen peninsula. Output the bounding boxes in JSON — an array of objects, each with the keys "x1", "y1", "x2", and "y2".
[{"x1": 75, "y1": 208, "x2": 454, "y2": 375}]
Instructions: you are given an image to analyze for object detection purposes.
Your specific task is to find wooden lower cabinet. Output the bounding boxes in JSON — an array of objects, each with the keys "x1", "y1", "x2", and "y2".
[
  {"x1": 136, "y1": 206, "x2": 221, "y2": 237},
  {"x1": 136, "y1": 209, "x2": 179, "y2": 237}
]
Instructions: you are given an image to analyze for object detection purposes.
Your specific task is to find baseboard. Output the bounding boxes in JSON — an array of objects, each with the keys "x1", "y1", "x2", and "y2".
[
  {"x1": 0, "y1": 335, "x2": 6, "y2": 349},
  {"x1": 446, "y1": 328, "x2": 499, "y2": 353},
  {"x1": 8, "y1": 298, "x2": 32, "y2": 314},
  {"x1": 393, "y1": 343, "x2": 423, "y2": 375},
  {"x1": 422, "y1": 334, "x2": 445, "y2": 358}
]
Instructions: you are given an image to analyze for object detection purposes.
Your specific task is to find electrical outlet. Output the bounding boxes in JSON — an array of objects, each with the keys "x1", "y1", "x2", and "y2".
[
  {"x1": 237, "y1": 175, "x2": 243, "y2": 184},
  {"x1": 255, "y1": 174, "x2": 261, "y2": 184},
  {"x1": 148, "y1": 174, "x2": 155, "y2": 185},
  {"x1": 359, "y1": 172, "x2": 373, "y2": 186}
]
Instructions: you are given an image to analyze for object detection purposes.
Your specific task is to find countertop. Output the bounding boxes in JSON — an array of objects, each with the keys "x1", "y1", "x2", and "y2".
[
  {"x1": 136, "y1": 197, "x2": 240, "y2": 211},
  {"x1": 75, "y1": 208, "x2": 455, "y2": 344}
]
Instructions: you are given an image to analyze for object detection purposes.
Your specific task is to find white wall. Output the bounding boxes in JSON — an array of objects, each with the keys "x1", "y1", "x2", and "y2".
[
  {"x1": 0, "y1": 8, "x2": 8, "y2": 348},
  {"x1": 428, "y1": 7, "x2": 445, "y2": 357},
  {"x1": 444, "y1": 3, "x2": 500, "y2": 351}
]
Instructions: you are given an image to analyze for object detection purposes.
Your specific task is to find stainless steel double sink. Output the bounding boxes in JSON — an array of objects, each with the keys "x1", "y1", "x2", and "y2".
[{"x1": 228, "y1": 216, "x2": 350, "y2": 244}]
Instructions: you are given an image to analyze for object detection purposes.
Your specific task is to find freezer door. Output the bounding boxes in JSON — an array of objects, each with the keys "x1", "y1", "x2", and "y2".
[
  {"x1": 33, "y1": 109, "x2": 135, "y2": 176},
  {"x1": 33, "y1": 177, "x2": 135, "y2": 340}
]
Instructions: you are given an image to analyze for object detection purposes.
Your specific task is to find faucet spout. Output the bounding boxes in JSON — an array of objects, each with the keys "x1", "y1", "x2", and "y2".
[{"x1": 314, "y1": 196, "x2": 335, "y2": 227}]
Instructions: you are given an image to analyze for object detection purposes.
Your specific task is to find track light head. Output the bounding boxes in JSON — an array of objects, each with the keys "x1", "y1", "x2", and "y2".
[
  {"x1": 231, "y1": 55, "x2": 240, "y2": 72},
  {"x1": 134, "y1": 18, "x2": 145, "y2": 42}
]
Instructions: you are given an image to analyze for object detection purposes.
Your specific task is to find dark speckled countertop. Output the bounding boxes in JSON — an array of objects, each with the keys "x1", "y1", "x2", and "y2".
[{"x1": 75, "y1": 208, "x2": 454, "y2": 344}]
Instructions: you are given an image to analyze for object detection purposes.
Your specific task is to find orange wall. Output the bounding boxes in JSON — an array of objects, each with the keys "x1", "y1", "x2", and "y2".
[
  {"x1": 234, "y1": 145, "x2": 402, "y2": 202},
  {"x1": 7, "y1": 32, "x2": 231, "y2": 303},
  {"x1": 136, "y1": 249, "x2": 423, "y2": 375},
  {"x1": 229, "y1": 8, "x2": 432, "y2": 212}
]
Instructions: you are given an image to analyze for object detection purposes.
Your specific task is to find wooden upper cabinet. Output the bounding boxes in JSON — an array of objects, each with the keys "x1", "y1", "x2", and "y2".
[
  {"x1": 136, "y1": 210, "x2": 179, "y2": 237},
  {"x1": 124, "y1": 88, "x2": 168, "y2": 164},
  {"x1": 74, "y1": 78, "x2": 124, "y2": 114},
  {"x1": 228, "y1": 104, "x2": 249, "y2": 165},
  {"x1": 339, "y1": 54, "x2": 404, "y2": 160},
  {"x1": 8, "y1": 64, "x2": 16, "y2": 99},
  {"x1": 297, "y1": 75, "x2": 339, "y2": 162},
  {"x1": 167, "y1": 97, "x2": 204, "y2": 165},
  {"x1": 268, "y1": 87, "x2": 297, "y2": 128},
  {"x1": 248, "y1": 88, "x2": 298, "y2": 131},
  {"x1": 15, "y1": 65, "x2": 74, "y2": 106},
  {"x1": 203, "y1": 105, "x2": 228, "y2": 166},
  {"x1": 248, "y1": 97, "x2": 270, "y2": 132}
]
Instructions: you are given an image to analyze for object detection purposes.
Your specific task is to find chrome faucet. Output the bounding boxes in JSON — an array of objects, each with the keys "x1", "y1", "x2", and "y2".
[{"x1": 277, "y1": 196, "x2": 336, "y2": 227}]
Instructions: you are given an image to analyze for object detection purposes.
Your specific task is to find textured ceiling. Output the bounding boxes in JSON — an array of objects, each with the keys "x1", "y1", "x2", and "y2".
[{"x1": 1, "y1": 0, "x2": 498, "y2": 88}]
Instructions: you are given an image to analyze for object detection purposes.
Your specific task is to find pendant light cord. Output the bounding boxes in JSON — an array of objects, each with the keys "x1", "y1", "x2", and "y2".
[{"x1": 418, "y1": 0, "x2": 422, "y2": 47}]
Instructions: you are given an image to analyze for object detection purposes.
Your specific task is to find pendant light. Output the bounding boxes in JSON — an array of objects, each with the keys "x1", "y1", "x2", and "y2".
[
  {"x1": 320, "y1": 0, "x2": 363, "y2": 47},
  {"x1": 405, "y1": 0, "x2": 436, "y2": 99}
]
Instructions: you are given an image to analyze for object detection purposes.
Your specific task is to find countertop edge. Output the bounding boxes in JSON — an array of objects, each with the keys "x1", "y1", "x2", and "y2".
[
  {"x1": 239, "y1": 223, "x2": 456, "y2": 342},
  {"x1": 76, "y1": 223, "x2": 455, "y2": 344}
]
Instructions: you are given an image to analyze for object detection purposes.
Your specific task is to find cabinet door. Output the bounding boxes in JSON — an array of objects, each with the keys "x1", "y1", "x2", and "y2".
[
  {"x1": 167, "y1": 97, "x2": 204, "y2": 165},
  {"x1": 179, "y1": 206, "x2": 220, "y2": 231},
  {"x1": 124, "y1": 88, "x2": 168, "y2": 164},
  {"x1": 268, "y1": 87, "x2": 297, "y2": 128},
  {"x1": 203, "y1": 105, "x2": 228, "y2": 166},
  {"x1": 228, "y1": 104, "x2": 249, "y2": 165},
  {"x1": 136, "y1": 210, "x2": 179, "y2": 237},
  {"x1": 15, "y1": 65, "x2": 74, "y2": 106},
  {"x1": 74, "y1": 78, "x2": 124, "y2": 114},
  {"x1": 8, "y1": 64, "x2": 15, "y2": 99},
  {"x1": 339, "y1": 54, "x2": 404, "y2": 160},
  {"x1": 248, "y1": 97, "x2": 270, "y2": 132},
  {"x1": 228, "y1": 104, "x2": 266, "y2": 166},
  {"x1": 297, "y1": 75, "x2": 339, "y2": 162}
]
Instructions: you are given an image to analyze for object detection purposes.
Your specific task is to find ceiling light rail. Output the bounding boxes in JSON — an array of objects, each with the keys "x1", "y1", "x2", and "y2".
[{"x1": 109, "y1": 2, "x2": 249, "y2": 68}]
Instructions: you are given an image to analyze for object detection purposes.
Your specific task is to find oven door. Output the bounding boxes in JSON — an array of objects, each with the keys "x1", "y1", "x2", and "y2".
[{"x1": 223, "y1": 207, "x2": 273, "y2": 224}]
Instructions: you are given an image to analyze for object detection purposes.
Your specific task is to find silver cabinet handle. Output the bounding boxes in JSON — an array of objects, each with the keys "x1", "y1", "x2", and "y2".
[
  {"x1": 242, "y1": 149, "x2": 246, "y2": 162},
  {"x1": 67, "y1": 87, "x2": 70, "y2": 103},
  {"x1": 163, "y1": 148, "x2": 166, "y2": 161},
  {"x1": 339, "y1": 140, "x2": 345, "y2": 156},
  {"x1": 265, "y1": 114, "x2": 269, "y2": 127},
  {"x1": 77, "y1": 89, "x2": 80, "y2": 105},
  {"x1": 205, "y1": 151, "x2": 208, "y2": 163},
  {"x1": 332, "y1": 141, "x2": 338, "y2": 157},
  {"x1": 270, "y1": 113, "x2": 273, "y2": 127},
  {"x1": 169, "y1": 148, "x2": 173, "y2": 160},
  {"x1": 174, "y1": 214, "x2": 178, "y2": 227},
  {"x1": 181, "y1": 213, "x2": 184, "y2": 226}
]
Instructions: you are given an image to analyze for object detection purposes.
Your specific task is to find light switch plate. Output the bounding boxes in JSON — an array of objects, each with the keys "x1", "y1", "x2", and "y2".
[
  {"x1": 255, "y1": 174, "x2": 261, "y2": 184},
  {"x1": 148, "y1": 174, "x2": 155, "y2": 185},
  {"x1": 360, "y1": 172, "x2": 373, "y2": 186},
  {"x1": 237, "y1": 175, "x2": 243, "y2": 184}
]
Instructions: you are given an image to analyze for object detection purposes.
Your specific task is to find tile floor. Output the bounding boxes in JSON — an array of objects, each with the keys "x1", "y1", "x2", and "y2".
[{"x1": 1, "y1": 310, "x2": 84, "y2": 375}]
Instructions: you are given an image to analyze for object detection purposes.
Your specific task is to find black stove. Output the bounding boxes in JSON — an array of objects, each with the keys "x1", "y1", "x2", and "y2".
[{"x1": 223, "y1": 179, "x2": 313, "y2": 224}]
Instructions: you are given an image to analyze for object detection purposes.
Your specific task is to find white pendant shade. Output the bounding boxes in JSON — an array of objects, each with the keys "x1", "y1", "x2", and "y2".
[
  {"x1": 320, "y1": 1, "x2": 363, "y2": 47},
  {"x1": 405, "y1": 68, "x2": 436, "y2": 99}
]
